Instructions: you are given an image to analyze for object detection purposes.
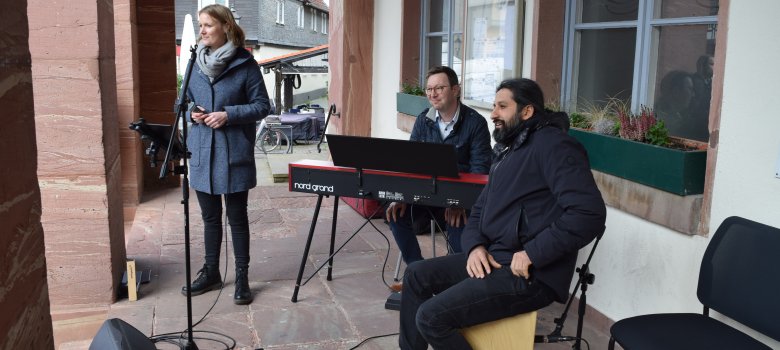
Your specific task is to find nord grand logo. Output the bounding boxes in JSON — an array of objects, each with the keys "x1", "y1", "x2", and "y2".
[{"x1": 293, "y1": 182, "x2": 334, "y2": 193}]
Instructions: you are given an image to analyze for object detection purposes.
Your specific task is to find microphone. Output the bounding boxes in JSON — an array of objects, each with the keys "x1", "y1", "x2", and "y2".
[{"x1": 534, "y1": 335, "x2": 578, "y2": 343}]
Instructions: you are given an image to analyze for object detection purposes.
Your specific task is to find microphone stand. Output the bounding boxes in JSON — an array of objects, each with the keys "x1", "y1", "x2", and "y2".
[
  {"x1": 160, "y1": 44, "x2": 199, "y2": 350},
  {"x1": 534, "y1": 234, "x2": 601, "y2": 349},
  {"x1": 316, "y1": 104, "x2": 337, "y2": 153}
]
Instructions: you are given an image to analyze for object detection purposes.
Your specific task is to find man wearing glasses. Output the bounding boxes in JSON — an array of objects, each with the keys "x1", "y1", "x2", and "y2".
[{"x1": 386, "y1": 66, "x2": 492, "y2": 292}]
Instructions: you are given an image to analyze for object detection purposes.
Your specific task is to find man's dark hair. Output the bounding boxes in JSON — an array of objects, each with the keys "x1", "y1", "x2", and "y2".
[
  {"x1": 425, "y1": 66, "x2": 460, "y2": 87},
  {"x1": 496, "y1": 78, "x2": 545, "y2": 115}
]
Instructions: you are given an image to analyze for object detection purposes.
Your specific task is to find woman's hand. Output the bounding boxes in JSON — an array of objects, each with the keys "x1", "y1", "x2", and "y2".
[
  {"x1": 191, "y1": 107, "x2": 207, "y2": 124},
  {"x1": 204, "y1": 111, "x2": 228, "y2": 129}
]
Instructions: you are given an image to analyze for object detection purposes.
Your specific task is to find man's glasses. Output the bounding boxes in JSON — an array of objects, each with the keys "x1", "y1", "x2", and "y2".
[{"x1": 425, "y1": 85, "x2": 450, "y2": 95}]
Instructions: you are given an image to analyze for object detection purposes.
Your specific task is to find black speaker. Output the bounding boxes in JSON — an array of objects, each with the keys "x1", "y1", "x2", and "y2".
[{"x1": 89, "y1": 318, "x2": 156, "y2": 350}]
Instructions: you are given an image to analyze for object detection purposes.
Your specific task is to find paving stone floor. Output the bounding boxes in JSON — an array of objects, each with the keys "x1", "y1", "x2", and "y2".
[{"x1": 54, "y1": 143, "x2": 613, "y2": 350}]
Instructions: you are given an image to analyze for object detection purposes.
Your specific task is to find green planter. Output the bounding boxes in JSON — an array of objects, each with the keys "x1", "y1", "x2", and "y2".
[
  {"x1": 396, "y1": 92, "x2": 430, "y2": 116},
  {"x1": 569, "y1": 128, "x2": 707, "y2": 196}
]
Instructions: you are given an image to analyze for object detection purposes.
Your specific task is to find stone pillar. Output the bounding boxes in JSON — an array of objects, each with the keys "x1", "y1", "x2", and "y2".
[
  {"x1": 29, "y1": 0, "x2": 127, "y2": 308},
  {"x1": 530, "y1": 0, "x2": 565, "y2": 106},
  {"x1": 137, "y1": 0, "x2": 179, "y2": 188},
  {"x1": 400, "y1": 0, "x2": 422, "y2": 86},
  {"x1": 0, "y1": 1, "x2": 55, "y2": 349},
  {"x1": 115, "y1": 0, "x2": 144, "y2": 211},
  {"x1": 328, "y1": 0, "x2": 374, "y2": 136}
]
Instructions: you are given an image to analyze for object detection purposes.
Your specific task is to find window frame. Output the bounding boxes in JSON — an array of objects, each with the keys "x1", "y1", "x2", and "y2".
[
  {"x1": 419, "y1": 0, "x2": 464, "y2": 86},
  {"x1": 559, "y1": 0, "x2": 725, "y2": 235},
  {"x1": 297, "y1": 5, "x2": 304, "y2": 28},
  {"x1": 311, "y1": 8, "x2": 317, "y2": 31},
  {"x1": 419, "y1": 0, "x2": 524, "y2": 109},
  {"x1": 322, "y1": 13, "x2": 328, "y2": 34},
  {"x1": 562, "y1": 0, "x2": 719, "y2": 112},
  {"x1": 461, "y1": 0, "x2": 525, "y2": 108},
  {"x1": 276, "y1": 0, "x2": 285, "y2": 25}
]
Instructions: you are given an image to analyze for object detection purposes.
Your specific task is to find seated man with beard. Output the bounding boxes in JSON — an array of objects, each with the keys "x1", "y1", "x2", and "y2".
[{"x1": 397, "y1": 78, "x2": 607, "y2": 350}]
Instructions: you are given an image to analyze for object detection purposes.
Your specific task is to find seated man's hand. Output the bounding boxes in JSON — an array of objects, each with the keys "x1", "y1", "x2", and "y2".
[
  {"x1": 385, "y1": 202, "x2": 407, "y2": 222},
  {"x1": 467, "y1": 245, "x2": 501, "y2": 278},
  {"x1": 510, "y1": 250, "x2": 533, "y2": 279},
  {"x1": 444, "y1": 207, "x2": 468, "y2": 228}
]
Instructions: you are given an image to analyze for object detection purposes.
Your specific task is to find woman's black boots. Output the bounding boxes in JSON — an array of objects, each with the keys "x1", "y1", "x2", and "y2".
[
  {"x1": 234, "y1": 267, "x2": 252, "y2": 305},
  {"x1": 181, "y1": 264, "x2": 222, "y2": 296}
]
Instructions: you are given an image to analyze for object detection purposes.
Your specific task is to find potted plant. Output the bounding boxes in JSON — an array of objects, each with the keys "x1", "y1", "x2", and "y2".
[
  {"x1": 396, "y1": 81, "x2": 430, "y2": 116},
  {"x1": 568, "y1": 102, "x2": 707, "y2": 196}
]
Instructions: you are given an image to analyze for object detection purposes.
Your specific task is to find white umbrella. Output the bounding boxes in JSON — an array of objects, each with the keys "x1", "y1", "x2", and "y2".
[{"x1": 179, "y1": 14, "x2": 197, "y2": 76}]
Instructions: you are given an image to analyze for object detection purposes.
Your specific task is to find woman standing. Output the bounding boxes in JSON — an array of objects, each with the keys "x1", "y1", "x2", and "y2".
[{"x1": 181, "y1": 4, "x2": 270, "y2": 305}]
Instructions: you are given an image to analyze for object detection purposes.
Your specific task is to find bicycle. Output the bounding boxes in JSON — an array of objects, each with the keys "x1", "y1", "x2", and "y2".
[{"x1": 255, "y1": 117, "x2": 291, "y2": 154}]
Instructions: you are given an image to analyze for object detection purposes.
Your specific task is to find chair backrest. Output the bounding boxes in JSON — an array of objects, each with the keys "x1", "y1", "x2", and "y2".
[{"x1": 697, "y1": 216, "x2": 780, "y2": 342}]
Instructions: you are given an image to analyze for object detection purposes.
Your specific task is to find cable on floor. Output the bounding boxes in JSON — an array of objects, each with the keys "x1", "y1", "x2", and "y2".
[
  {"x1": 148, "y1": 196, "x2": 238, "y2": 348},
  {"x1": 349, "y1": 332, "x2": 400, "y2": 350}
]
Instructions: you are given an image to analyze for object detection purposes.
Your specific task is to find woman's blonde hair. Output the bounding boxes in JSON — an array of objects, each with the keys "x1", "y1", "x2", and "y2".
[{"x1": 199, "y1": 4, "x2": 245, "y2": 47}]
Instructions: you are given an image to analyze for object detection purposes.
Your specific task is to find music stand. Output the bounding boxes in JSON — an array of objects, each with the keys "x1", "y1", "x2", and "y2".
[
  {"x1": 326, "y1": 134, "x2": 459, "y2": 178},
  {"x1": 129, "y1": 119, "x2": 185, "y2": 168},
  {"x1": 291, "y1": 135, "x2": 461, "y2": 303}
]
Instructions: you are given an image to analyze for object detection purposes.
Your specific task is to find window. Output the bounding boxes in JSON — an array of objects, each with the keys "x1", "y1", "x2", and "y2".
[
  {"x1": 462, "y1": 0, "x2": 524, "y2": 106},
  {"x1": 321, "y1": 13, "x2": 328, "y2": 34},
  {"x1": 421, "y1": 0, "x2": 465, "y2": 83},
  {"x1": 276, "y1": 0, "x2": 285, "y2": 25},
  {"x1": 420, "y1": 0, "x2": 524, "y2": 107},
  {"x1": 311, "y1": 8, "x2": 317, "y2": 31},
  {"x1": 297, "y1": 5, "x2": 304, "y2": 28},
  {"x1": 563, "y1": 0, "x2": 719, "y2": 142}
]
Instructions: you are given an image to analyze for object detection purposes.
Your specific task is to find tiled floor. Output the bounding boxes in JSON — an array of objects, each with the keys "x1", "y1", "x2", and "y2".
[{"x1": 54, "y1": 143, "x2": 613, "y2": 349}]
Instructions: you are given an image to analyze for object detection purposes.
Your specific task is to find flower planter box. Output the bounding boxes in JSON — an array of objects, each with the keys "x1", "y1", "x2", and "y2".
[
  {"x1": 569, "y1": 128, "x2": 707, "y2": 196},
  {"x1": 396, "y1": 92, "x2": 430, "y2": 116}
]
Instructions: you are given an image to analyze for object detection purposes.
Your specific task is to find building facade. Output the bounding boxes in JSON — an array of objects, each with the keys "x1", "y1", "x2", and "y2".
[{"x1": 341, "y1": 0, "x2": 778, "y2": 347}]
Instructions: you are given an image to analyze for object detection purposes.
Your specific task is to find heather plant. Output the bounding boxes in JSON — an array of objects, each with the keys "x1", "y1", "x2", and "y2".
[{"x1": 618, "y1": 106, "x2": 657, "y2": 142}]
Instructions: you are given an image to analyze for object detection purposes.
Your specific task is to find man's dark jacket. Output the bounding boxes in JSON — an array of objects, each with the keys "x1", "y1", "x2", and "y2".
[
  {"x1": 460, "y1": 113, "x2": 607, "y2": 302},
  {"x1": 410, "y1": 103, "x2": 492, "y2": 174}
]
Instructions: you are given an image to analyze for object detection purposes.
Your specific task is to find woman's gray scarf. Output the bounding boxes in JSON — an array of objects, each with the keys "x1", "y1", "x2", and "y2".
[{"x1": 196, "y1": 40, "x2": 237, "y2": 81}]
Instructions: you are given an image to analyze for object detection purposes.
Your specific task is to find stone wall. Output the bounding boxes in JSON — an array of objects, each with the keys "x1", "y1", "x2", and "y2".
[
  {"x1": 0, "y1": 1, "x2": 55, "y2": 348},
  {"x1": 137, "y1": 0, "x2": 180, "y2": 188},
  {"x1": 29, "y1": 0, "x2": 127, "y2": 308},
  {"x1": 116, "y1": 0, "x2": 144, "y2": 209}
]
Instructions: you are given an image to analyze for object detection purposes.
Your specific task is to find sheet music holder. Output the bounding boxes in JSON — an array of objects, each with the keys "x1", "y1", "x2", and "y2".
[
  {"x1": 325, "y1": 134, "x2": 460, "y2": 178},
  {"x1": 129, "y1": 119, "x2": 185, "y2": 169}
]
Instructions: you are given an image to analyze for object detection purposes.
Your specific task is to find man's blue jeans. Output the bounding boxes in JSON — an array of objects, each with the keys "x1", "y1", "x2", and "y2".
[
  {"x1": 399, "y1": 253, "x2": 556, "y2": 350},
  {"x1": 389, "y1": 205, "x2": 464, "y2": 264}
]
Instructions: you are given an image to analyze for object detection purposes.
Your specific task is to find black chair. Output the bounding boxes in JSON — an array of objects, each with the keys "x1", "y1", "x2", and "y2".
[{"x1": 608, "y1": 216, "x2": 780, "y2": 350}]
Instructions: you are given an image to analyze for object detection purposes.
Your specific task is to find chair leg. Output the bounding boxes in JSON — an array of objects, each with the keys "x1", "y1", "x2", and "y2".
[
  {"x1": 608, "y1": 337, "x2": 616, "y2": 350},
  {"x1": 392, "y1": 253, "x2": 403, "y2": 282}
]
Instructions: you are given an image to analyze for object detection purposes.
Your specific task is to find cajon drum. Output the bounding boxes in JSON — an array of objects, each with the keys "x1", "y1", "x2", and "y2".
[{"x1": 461, "y1": 311, "x2": 537, "y2": 350}]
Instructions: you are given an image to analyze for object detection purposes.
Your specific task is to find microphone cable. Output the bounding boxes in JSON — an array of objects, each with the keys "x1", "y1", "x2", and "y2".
[{"x1": 149, "y1": 196, "x2": 237, "y2": 349}]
